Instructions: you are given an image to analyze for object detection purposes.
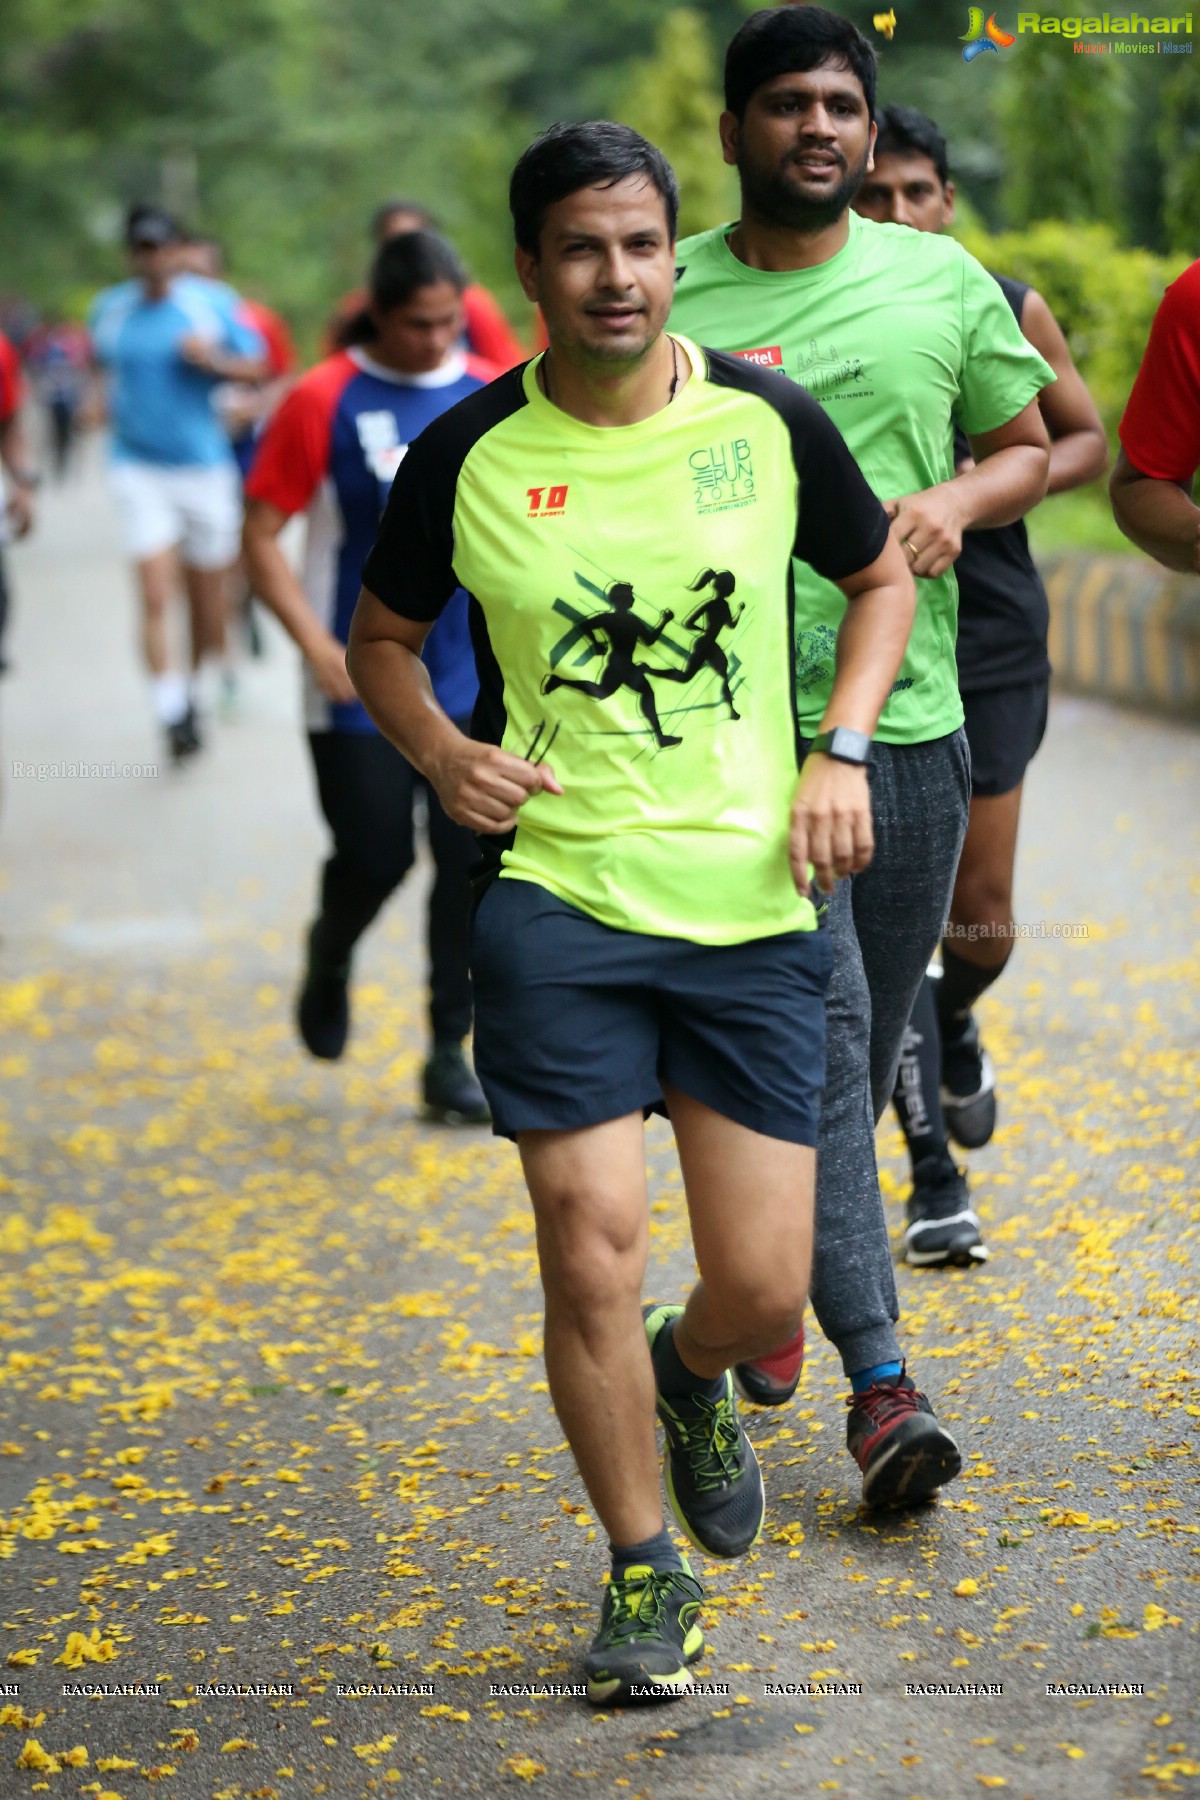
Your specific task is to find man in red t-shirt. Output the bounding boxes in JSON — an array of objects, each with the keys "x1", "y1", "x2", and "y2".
[
  {"x1": 0, "y1": 329, "x2": 38, "y2": 674},
  {"x1": 323, "y1": 199, "x2": 528, "y2": 368},
  {"x1": 1111, "y1": 258, "x2": 1200, "y2": 572}
]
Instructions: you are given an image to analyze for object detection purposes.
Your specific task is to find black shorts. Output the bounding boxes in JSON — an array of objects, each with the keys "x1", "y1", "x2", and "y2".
[
  {"x1": 469, "y1": 877, "x2": 832, "y2": 1145},
  {"x1": 961, "y1": 677, "x2": 1050, "y2": 798}
]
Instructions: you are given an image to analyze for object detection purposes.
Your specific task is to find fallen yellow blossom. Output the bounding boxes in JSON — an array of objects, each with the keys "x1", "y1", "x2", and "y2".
[{"x1": 54, "y1": 1629, "x2": 117, "y2": 1669}]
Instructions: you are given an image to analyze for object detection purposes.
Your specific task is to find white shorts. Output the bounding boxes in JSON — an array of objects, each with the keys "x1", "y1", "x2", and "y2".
[{"x1": 110, "y1": 459, "x2": 242, "y2": 569}]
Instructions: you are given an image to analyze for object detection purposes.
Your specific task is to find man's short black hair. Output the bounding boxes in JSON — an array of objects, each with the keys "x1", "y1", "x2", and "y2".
[
  {"x1": 509, "y1": 121, "x2": 680, "y2": 256},
  {"x1": 126, "y1": 203, "x2": 184, "y2": 249},
  {"x1": 371, "y1": 197, "x2": 435, "y2": 241},
  {"x1": 874, "y1": 105, "x2": 950, "y2": 186},
  {"x1": 724, "y1": 6, "x2": 877, "y2": 122}
]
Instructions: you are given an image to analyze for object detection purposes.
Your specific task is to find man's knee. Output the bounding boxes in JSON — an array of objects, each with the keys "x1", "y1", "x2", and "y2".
[
  {"x1": 704, "y1": 1264, "x2": 807, "y2": 1353},
  {"x1": 535, "y1": 1185, "x2": 645, "y2": 1319},
  {"x1": 951, "y1": 868, "x2": 1013, "y2": 937}
]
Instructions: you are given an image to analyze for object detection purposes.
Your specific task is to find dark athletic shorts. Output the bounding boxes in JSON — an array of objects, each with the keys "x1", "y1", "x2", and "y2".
[
  {"x1": 470, "y1": 876, "x2": 833, "y2": 1145},
  {"x1": 962, "y1": 676, "x2": 1050, "y2": 798}
]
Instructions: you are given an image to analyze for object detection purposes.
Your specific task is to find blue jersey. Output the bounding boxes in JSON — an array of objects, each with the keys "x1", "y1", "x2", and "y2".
[
  {"x1": 89, "y1": 275, "x2": 264, "y2": 468},
  {"x1": 246, "y1": 346, "x2": 496, "y2": 730}
]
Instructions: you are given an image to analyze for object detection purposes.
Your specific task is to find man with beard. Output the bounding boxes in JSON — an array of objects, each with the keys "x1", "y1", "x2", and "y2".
[{"x1": 670, "y1": 6, "x2": 1053, "y2": 1507}]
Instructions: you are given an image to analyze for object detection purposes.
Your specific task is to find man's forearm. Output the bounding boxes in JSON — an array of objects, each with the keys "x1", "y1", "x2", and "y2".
[
  {"x1": 952, "y1": 442, "x2": 1050, "y2": 530},
  {"x1": 345, "y1": 629, "x2": 464, "y2": 782},
  {"x1": 243, "y1": 526, "x2": 330, "y2": 658},
  {"x1": 819, "y1": 582, "x2": 915, "y2": 736},
  {"x1": 1110, "y1": 470, "x2": 1200, "y2": 574},
  {"x1": 1047, "y1": 425, "x2": 1108, "y2": 497}
]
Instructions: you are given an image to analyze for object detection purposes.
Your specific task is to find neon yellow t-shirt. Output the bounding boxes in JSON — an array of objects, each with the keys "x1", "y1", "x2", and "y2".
[
  {"x1": 363, "y1": 338, "x2": 889, "y2": 945},
  {"x1": 670, "y1": 215, "x2": 1054, "y2": 744}
]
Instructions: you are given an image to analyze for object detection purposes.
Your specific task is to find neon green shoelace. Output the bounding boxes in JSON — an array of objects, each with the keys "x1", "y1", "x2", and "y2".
[
  {"x1": 671, "y1": 1393, "x2": 742, "y2": 1490},
  {"x1": 604, "y1": 1572, "x2": 684, "y2": 1644}
]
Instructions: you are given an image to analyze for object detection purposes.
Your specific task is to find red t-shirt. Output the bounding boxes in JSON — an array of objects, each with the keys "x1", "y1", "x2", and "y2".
[
  {"x1": 1119, "y1": 258, "x2": 1200, "y2": 484},
  {"x1": 0, "y1": 332, "x2": 25, "y2": 423},
  {"x1": 239, "y1": 298, "x2": 296, "y2": 379}
]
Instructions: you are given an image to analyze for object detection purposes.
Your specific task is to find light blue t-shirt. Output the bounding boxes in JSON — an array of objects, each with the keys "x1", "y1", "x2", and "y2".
[{"x1": 89, "y1": 274, "x2": 264, "y2": 468}]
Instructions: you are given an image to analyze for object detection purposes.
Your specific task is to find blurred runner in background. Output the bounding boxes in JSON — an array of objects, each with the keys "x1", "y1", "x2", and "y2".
[
  {"x1": 25, "y1": 313, "x2": 93, "y2": 480},
  {"x1": 244, "y1": 230, "x2": 494, "y2": 1124},
  {"x1": 89, "y1": 206, "x2": 266, "y2": 763},
  {"x1": 178, "y1": 233, "x2": 298, "y2": 663},
  {"x1": 325, "y1": 198, "x2": 527, "y2": 369},
  {"x1": 854, "y1": 106, "x2": 1106, "y2": 1268},
  {"x1": 0, "y1": 327, "x2": 38, "y2": 677},
  {"x1": 1110, "y1": 257, "x2": 1200, "y2": 573}
]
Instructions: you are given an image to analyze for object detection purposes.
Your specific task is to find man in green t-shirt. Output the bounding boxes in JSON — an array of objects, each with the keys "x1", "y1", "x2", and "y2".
[
  {"x1": 670, "y1": 6, "x2": 1053, "y2": 1497},
  {"x1": 347, "y1": 121, "x2": 915, "y2": 1705}
]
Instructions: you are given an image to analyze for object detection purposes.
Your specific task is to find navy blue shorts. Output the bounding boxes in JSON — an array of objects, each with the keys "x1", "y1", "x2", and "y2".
[{"x1": 470, "y1": 877, "x2": 833, "y2": 1145}]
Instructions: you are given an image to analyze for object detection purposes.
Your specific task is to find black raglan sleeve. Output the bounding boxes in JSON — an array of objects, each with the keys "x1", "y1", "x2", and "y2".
[
  {"x1": 362, "y1": 426, "x2": 460, "y2": 622},
  {"x1": 703, "y1": 348, "x2": 891, "y2": 584},
  {"x1": 362, "y1": 365, "x2": 529, "y2": 621}
]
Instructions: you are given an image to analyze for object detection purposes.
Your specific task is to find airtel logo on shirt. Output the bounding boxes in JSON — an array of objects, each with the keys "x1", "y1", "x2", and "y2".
[{"x1": 733, "y1": 346, "x2": 784, "y2": 370}]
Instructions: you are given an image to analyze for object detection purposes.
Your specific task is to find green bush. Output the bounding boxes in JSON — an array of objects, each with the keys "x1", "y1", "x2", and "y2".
[{"x1": 955, "y1": 219, "x2": 1189, "y2": 439}]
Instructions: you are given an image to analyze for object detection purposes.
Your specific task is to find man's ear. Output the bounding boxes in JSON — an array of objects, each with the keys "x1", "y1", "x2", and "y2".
[
  {"x1": 866, "y1": 119, "x2": 877, "y2": 174},
  {"x1": 943, "y1": 178, "x2": 957, "y2": 228},
  {"x1": 718, "y1": 109, "x2": 739, "y2": 169},
  {"x1": 515, "y1": 244, "x2": 539, "y2": 305}
]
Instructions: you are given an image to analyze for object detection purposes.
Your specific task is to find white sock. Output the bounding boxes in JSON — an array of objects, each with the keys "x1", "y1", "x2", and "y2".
[
  {"x1": 152, "y1": 672, "x2": 189, "y2": 726},
  {"x1": 189, "y1": 660, "x2": 222, "y2": 715}
]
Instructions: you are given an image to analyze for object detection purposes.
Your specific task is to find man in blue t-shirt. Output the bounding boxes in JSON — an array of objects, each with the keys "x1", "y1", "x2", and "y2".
[
  {"x1": 243, "y1": 231, "x2": 497, "y2": 1124},
  {"x1": 90, "y1": 206, "x2": 266, "y2": 761}
]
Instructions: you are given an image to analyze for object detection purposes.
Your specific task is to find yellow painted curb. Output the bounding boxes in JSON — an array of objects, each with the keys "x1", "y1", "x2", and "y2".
[{"x1": 1039, "y1": 554, "x2": 1200, "y2": 717}]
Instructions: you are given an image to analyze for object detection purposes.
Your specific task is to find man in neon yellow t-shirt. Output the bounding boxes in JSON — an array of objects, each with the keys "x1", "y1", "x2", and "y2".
[
  {"x1": 670, "y1": 5, "x2": 1053, "y2": 1501},
  {"x1": 348, "y1": 121, "x2": 915, "y2": 1705}
]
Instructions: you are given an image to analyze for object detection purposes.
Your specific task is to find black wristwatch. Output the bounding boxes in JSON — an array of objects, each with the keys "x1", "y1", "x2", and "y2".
[{"x1": 809, "y1": 727, "x2": 872, "y2": 766}]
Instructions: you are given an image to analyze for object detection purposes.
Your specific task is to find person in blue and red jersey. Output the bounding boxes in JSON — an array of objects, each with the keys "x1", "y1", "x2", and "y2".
[
  {"x1": 243, "y1": 230, "x2": 497, "y2": 1124},
  {"x1": 325, "y1": 199, "x2": 527, "y2": 370}
]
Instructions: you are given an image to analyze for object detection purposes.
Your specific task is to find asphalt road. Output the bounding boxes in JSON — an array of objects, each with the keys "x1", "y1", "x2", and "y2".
[{"x1": 0, "y1": 450, "x2": 1197, "y2": 1800}]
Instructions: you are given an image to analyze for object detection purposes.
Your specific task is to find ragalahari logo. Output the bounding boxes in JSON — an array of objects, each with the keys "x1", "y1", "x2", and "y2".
[{"x1": 961, "y1": 7, "x2": 1017, "y2": 56}]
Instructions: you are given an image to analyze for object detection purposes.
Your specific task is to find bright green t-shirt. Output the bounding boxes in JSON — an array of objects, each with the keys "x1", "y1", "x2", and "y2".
[
  {"x1": 363, "y1": 338, "x2": 889, "y2": 946},
  {"x1": 671, "y1": 215, "x2": 1054, "y2": 744}
]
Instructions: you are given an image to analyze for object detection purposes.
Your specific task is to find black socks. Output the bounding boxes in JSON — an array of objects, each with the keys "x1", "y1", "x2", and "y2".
[
  {"x1": 937, "y1": 942, "x2": 1011, "y2": 1036},
  {"x1": 893, "y1": 972, "x2": 948, "y2": 1161}
]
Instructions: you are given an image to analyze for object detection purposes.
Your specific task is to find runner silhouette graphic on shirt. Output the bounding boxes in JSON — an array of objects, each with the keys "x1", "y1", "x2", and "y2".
[
  {"x1": 542, "y1": 580, "x2": 682, "y2": 749},
  {"x1": 656, "y1": 569, "x2": 745, "y2": 719}
]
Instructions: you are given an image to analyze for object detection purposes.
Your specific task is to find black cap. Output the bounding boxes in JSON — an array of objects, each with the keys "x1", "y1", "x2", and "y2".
[{"x1": 126, "y1": 205, "x2": 183, "y2": 249}]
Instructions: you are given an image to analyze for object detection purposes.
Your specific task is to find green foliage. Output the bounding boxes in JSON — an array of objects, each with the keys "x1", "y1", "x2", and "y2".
[
  {"x1": 1158, "y1": 63, "x2": 1200, "y2": 257},
  {"x1": 995, "y1": 36, "x2": 1129, "y2": 230},
  {"x1": 619, "y1": 9, "x2": 737, "y2": 240},
  {"x1": 956, "y1": 218, "x2": 1188, "y2": 438}
]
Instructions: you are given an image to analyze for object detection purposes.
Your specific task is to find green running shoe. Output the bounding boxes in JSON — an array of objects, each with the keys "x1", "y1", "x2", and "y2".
[
  {"x1": 643, "y1": 1302, "x2": 765, "y2": 1559},
  {"x1": 584, "y1": 1561, "x2": 705, "y2": 1706}
]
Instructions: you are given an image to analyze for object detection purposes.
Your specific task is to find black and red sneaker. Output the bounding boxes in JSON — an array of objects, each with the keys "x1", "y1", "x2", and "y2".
[
  {"x1": 732, "y1": 1321, "x2": 805, "y2": 1408},
  {"x1": 846, "y1": 1366, "x2": 961, "y2": 1507}
]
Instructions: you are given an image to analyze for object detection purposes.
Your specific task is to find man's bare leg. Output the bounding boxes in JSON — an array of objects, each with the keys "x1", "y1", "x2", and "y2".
[
  {"x1": 184, "y1": 561, "x2": 231, "y2": 670},
  {"x1": 135, "y1": 548, "x2": 178, "y2": 677},
  {"x1": 665, "y1": 1083, "x2": 814, "y2": 1380},
  {"x1": 519, "y1": 1112, "x2": 664, "y2": 1547}
]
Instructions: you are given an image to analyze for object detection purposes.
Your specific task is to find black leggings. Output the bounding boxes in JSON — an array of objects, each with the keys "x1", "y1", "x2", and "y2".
[{"x1": 307, "y1": 729, "x2": 475, "y2": 1043}]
